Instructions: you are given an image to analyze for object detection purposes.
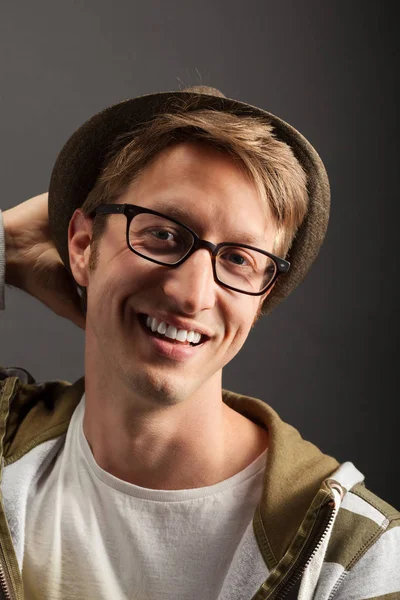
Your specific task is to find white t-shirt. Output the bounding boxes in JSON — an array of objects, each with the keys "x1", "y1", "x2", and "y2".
[{"x1": 22, "y1": 397, "x2": 267, "y2": 599}]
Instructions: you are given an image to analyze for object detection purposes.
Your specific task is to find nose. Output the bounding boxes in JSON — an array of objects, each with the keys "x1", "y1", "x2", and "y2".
[{"x1": 162, "y1": 249, "x2": 217, "y2": 315}]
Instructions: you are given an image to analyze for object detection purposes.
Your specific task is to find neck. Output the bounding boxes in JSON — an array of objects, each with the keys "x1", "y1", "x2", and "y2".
[{"x1": 82, "y1": 355, "x2": 268, "y2": 490}]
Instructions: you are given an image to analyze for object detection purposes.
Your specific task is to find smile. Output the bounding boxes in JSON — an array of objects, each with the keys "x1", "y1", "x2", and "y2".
[{"x1": 139, "y1": 314, "x2": 206, "y2": 346}]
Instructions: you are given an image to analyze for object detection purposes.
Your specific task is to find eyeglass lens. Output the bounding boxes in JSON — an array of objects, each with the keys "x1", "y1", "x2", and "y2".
[{"x1": 128, "y1": 213, "x2": 277, "y2": 293}]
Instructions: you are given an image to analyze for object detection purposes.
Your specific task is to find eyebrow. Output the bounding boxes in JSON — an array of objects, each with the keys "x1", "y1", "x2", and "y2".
[{"x1": 151, "y1": 202, "x2": 269, "y2": 248}]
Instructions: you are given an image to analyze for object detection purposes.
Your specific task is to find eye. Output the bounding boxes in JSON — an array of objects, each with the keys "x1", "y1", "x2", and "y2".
[
  {"x1": 151, "y1": 228, "x2": 175, "y2": 241},
  {"x1": 221, "y1": 249, "x2": 251, "y2": 267},
  {"x1": 229, "y1": 253, "x2": 247, "y2": 265}
]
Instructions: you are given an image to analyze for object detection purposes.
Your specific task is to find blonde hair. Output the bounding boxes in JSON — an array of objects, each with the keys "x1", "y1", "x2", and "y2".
[{"x1": 82, "y1": 91, "x2": 308, "y2": 268}]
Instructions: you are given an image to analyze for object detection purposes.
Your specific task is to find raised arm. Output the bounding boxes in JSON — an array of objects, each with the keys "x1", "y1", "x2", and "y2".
[{"x1": 1, "y1": 193, "x2": 85, "y2": 329}]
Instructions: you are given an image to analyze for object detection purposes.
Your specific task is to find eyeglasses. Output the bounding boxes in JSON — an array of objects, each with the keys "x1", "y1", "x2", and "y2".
[{"x1": 90, "y1": 203, "x2": 290, "y2": 296}]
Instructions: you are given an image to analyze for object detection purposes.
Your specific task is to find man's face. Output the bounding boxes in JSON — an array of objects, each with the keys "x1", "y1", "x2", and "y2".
[{"x1": 81, "y1": 141, "x2": 277, "y2": 405}]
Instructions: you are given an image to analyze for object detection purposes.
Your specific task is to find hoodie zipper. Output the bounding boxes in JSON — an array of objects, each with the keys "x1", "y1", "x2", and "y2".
[
  {"x1": 0, "y1": 454, "x2": 16, "y2": 600},
  {"x1": 0, "y1": 548, "x2": 13, "y2": 600},
  {"x1": 269, "y1": 495, "x2": 336, "y2": 600}
]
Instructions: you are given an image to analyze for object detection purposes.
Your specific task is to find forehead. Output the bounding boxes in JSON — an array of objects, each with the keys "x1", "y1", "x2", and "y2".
[{"x1": 119, "y1": 141, "x2": 276, "y2": 249}]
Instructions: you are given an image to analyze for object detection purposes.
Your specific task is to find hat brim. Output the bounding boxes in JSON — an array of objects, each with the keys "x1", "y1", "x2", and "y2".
[{"x1": 48, "y1": 91, "x2": 330, "y2": 314}]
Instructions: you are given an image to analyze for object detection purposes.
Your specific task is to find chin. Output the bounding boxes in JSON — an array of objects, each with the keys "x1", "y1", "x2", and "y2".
[{"x1": 119, "y1": 367, "x2": 194, "y2": 408}]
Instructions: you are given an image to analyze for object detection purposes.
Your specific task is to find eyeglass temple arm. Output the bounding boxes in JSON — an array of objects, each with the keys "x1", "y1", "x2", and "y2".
[{"x1": 91, "y1": 204, "x2": 127, "y2": 217}]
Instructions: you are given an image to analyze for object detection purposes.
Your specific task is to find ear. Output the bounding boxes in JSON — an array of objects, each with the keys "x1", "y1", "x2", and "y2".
[{"x1": 68, "y1": 209, "x2": 93, "y2": 287}]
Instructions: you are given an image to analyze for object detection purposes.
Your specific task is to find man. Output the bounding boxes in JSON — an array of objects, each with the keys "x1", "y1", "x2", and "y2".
[{"x1": 0, "y1": 87, "x2": 399, "y2": 599}]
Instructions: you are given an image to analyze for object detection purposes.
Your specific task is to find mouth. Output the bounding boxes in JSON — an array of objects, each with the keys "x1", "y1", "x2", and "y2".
[{"x1": 138, "y1": 314, "x2": 209, "y2": 347}]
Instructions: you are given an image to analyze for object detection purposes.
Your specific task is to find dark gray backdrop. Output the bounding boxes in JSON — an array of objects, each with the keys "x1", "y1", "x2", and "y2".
[{"x1": 1, "y1": 1, "x2": 399, "y2": 507}]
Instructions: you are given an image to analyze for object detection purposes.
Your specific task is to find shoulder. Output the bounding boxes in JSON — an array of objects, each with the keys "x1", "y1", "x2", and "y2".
[
  {"x1": 324, "y1": 483, "x2": 400, "y2": 597},
  {"x1": 0, "y1": 365, "x2": 36, "y2": 385},
  {"x1": 0, "y1": 364, "x2": 72, "y2": 409},
  {"x1": 328, "y1": 482, "x2": 399, "y2": 564},
  {"x1": 0, "y1": 365, "x2": 83, "y2": 463}
]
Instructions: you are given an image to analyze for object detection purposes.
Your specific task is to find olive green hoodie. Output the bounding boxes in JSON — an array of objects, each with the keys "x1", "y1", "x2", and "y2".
[{"x1": 0, "y1": 366, "x2": 399, "y2": 600}]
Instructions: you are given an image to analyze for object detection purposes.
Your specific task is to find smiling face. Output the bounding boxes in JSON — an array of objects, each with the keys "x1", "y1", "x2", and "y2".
[{"x1": 70, "y1": 141, "x2": 277, "y2": 406}]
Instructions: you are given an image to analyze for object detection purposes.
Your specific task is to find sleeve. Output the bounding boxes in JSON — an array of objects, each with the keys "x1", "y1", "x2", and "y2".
[
  {"x1": 334, "y1": 519, "x2": 400, "y2": 599},
  {"x1": 0, "y1": 209, "x2": 5, "y2": 310}
]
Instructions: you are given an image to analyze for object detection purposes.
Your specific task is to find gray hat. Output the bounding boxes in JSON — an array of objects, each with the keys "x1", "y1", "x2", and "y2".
[{"x1": 48, "y1": 87, "x2": 330, "y2": 314}]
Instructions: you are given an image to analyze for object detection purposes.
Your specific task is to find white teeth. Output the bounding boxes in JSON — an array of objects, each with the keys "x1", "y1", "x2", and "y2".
[
  {"x1": 176, "y1": 329, "x2": 188, "y2": 342},
  {"x1": 157, "y1": 321, "x2": 167, "y2": 334},
  {"x1": 193, "y1": 332, "x2": 201, "y2": 344},
  {"x1": 144, "y1": 315, "x2": 204, "y2": 344},
  {"x1": 165, "y1": 325, "x2": 177, "y2": 340}
]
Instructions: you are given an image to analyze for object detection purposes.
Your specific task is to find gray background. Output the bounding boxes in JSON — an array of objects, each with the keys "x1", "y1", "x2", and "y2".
[{"x1": 1, "y1": 2, "x2": 398, "y2": 506}]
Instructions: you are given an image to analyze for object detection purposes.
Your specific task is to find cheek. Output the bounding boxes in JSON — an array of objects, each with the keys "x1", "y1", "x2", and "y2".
[
  {"x1": 86, "y1": 256, "x2": 129, "y2": 311},
  {"x1": 86, "y1": 273, "x2": 117, "y2": 316},
  {"x1": 222, "y1": 298, "x2": 260, "y2": 356},
  {"x1": 87, "y1": 251, "x2": 169, "y2": 310}
]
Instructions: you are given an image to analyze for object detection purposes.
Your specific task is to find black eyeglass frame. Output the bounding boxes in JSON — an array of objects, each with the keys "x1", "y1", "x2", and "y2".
[{"x1": 91, "y1": 203, "x2": 290, "y2": 296}]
